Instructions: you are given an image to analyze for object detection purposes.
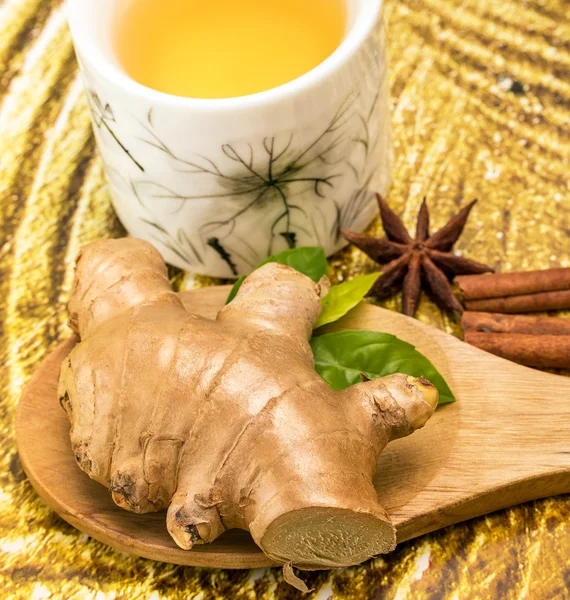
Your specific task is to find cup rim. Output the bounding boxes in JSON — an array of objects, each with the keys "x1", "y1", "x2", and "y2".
[{"x1": 67, "y1": 0, "x2": 383, "y2": 112}]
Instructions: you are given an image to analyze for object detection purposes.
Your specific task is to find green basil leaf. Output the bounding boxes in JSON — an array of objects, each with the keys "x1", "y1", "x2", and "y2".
[
  {"x1": 264, "y1": 246, "x2": 328, "y2": 282},
  {"x1": 226, "y1": 247, "x2": 328, "y2": 304},
  {"x1": 226, "y1": 276, "x2": 246, "y2": 304},
  {"x1": 315, "y1": 272, "x2": 379, "y2": 329},
  {"x1": 310, "y1": 330, "x2": 455, "y2": 405}
]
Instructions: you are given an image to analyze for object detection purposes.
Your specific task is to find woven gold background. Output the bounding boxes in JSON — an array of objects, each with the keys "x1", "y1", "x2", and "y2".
[{"x1": 1, "y1": 0, "x2": 569, "y2": 597}]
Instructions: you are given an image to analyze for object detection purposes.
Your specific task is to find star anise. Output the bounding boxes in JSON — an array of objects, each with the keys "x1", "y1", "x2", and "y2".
[{"x1": 342, "y1": 195, "x2": 494, "y2": 317}]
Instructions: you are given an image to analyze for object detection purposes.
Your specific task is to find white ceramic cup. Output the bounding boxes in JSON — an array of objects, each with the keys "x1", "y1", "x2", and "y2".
[{"x1": 68, "y1": 0, "x2": 391, "y2": 277}]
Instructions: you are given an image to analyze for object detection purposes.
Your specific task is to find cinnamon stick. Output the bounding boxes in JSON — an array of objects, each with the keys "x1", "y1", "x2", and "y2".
[
  {"x1": 464, "y1": 332, "x2": 570, "y2": 369},
  {"x1": 455, "y1": 268, "x2": 570, "y2": 300},
  {"x1": 462, "y1": 312, "x2": 570, "y2": 335},
  {"x1": 464, "y1": 289, "x2": 570, "y2": 313}
]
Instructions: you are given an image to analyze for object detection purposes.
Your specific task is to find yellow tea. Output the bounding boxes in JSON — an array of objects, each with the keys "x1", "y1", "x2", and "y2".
[{"x1": 114, "y1": 0, "x2": 347, "y2": 99}]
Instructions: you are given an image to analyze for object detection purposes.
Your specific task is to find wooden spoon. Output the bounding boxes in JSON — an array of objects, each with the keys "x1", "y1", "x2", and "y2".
[{"x1": 15, "y1": 286, "x2": 570, "y2": 568}]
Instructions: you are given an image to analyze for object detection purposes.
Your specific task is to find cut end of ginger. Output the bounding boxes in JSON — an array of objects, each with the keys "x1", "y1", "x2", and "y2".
[{"x1": 260, "y1": 507, "x2": 396, "y2": 569}]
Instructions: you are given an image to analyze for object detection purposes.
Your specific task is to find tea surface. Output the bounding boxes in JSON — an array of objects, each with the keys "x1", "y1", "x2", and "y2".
[{"x1": 114, "y1": 0, "x2": 346, "y2": 99}]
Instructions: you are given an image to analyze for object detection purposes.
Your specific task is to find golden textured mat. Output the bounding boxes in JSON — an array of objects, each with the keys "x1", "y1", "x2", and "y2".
[{"x1": 0, "y1": 0, "x2": 569, "y2": 598}]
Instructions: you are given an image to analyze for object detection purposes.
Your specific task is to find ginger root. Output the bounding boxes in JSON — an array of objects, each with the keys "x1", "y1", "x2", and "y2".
[{"x1": 58, "y1": 238, "x2": 438, "y2": 571}]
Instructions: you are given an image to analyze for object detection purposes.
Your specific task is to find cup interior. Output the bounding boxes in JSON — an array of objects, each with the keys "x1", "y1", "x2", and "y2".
[{"x1": 67, "y1": 0, "x2": 381, "y2": 105}]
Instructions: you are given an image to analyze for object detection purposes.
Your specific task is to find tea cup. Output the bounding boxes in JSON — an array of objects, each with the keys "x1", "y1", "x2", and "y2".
[{"x1": 67, "y1": 0, "x2": 392, "y2": 277}]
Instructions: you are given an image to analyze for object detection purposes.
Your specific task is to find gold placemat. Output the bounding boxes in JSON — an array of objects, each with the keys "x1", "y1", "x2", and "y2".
[{"x1": 1, "y1": 0, "x2": 569, "y2": 597}]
